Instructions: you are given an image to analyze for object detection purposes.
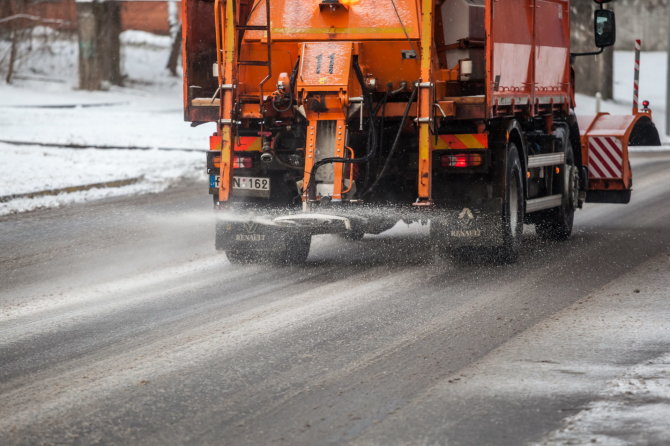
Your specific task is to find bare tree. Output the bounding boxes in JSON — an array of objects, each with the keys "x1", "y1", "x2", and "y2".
[
  {"x1": 166, "y1": 0, "x2": 181, "y2": 76},
  {"x1": 3, "y1": 0, "x2": 29, "y2": 84},
  {"x1": 76, "y1": 0, "x2": 122, "y2": 90},
  {"x1": 571, "y1": 1, "x2": 614, "y2": 99}
]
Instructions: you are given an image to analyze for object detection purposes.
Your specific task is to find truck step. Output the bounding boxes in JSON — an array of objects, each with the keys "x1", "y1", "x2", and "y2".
[
  {"x1": 526, "y1": 194, "x2": 563, "y2": 213},
  {"x1": 527, "y1": 153, "x2": 565, "y2": 169}
]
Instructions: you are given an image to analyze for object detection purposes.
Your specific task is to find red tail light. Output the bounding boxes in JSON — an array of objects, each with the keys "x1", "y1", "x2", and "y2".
[
  {"x1": 440, "y1": 153, "x2": 483, "y2": 168},
  {"x1": 233, "y1": 155, "x2": 254, "y2": 169}
]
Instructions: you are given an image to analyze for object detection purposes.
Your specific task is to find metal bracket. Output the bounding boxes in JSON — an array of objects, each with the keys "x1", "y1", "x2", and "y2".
[{"x1": 219, "y1": 119, "x2": 241, "y2": 125}]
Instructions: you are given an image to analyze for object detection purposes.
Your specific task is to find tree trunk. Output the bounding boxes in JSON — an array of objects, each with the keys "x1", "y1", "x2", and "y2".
[
  {"x1": 76, "y1": 1, "x2": 103, "y2": 90},
  {"x1": 166, "y1": 26, "x2": 182, "y2": 77},
  {"x1": 99, "y1": 1, "x2": 123, "y2": 86},
  {"x1": 5, "y1": 29, "x2": 19, "y2": 84},
  {"x1": 3, "y1": 0, "x2": 27, "y2": 84},
  {"x1": 166, "y1": 2, "x2": 181, "y2": 76},
  {"x1": 76, "y1": 0, "x2": 123, "y2": 90}
]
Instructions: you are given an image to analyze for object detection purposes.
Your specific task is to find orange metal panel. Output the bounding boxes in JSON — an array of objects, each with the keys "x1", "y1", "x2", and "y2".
[
  {"x1": 235, "y1": 136, "x2": 263, "y2": 151},
  {"x1": 297, "y1": 42, "x2": 353, "y2": 89},
  {"x1": 331, "y1": 120, "x2": 347, "y2": 200},
  {"x1": 416, "y1": 0, "x2": 434, "y2": 202},
  {"x1": 488, "y1": 0, "x2": 571, "y2": 116},
  {"x1": 534, "y1": 0, "x2": 570, "y2": 103},
  {"x1": 490, "y1": 0, "x2": 533, "y2": 96},
  {"x1": 244, "y1": 0, "x2": 420, "y2": 41},
  {"x1": 435, "y1": 134, "x2": 489, "y2": 150},
  {"x1": 302, "y1": 124, "x2": 318, "y2": 201},
  {"x1": 577, "y1": 113, "x2": 643, "y2": 191}
]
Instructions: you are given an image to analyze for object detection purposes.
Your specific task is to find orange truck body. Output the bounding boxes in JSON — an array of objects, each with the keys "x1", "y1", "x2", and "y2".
[{"x1": 182, "y1": 0, "x2": 660, "y2": 263}]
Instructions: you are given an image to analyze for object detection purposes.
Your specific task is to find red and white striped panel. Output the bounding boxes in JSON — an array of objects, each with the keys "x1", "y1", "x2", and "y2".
[{"x1": 588, "y1": 136, "x2": 624, "y2": 179}]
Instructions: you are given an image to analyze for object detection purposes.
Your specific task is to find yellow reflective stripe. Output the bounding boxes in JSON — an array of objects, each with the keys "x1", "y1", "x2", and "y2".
[
  {"x1": 271, "y1": 27, "x2": 412, "y2": 34},
  {"x1": 457, "y1": 134, "x2": 485, "y2": 148}
]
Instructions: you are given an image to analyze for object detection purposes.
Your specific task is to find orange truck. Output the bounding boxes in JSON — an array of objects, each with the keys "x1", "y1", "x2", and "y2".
[{"x1": 182, "y1": 0, "x2": 660, "y2": 263}]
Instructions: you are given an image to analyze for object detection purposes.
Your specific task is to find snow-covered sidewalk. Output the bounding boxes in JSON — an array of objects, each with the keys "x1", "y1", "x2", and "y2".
[
  {"x1": 0, "y1": 142, "x2": 203, "y2": 216},
  {"x1": 0, "y1": 30, "x2": 213, "y2": 215},
  {"x1": 0, "y1": 27, "x2": 667, "y2": 216}
]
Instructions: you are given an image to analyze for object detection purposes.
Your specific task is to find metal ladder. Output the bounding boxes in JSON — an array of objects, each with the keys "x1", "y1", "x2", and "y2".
[
  {"x1": 235, "y1": 0, "x2": 273, "y2": 106},
  {"x1": 214, "y1": 0, "x2": 273, "y2": 107}
]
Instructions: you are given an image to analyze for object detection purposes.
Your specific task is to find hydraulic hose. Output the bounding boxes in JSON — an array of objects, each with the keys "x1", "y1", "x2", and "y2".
[{"x1": 362, "y1": 85, "x2": 417, "y2": 198}]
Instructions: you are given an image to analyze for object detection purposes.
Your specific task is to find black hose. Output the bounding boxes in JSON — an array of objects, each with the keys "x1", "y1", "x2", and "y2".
[
  {"x1": 304, "y1": 56, "x2": 379, "y2": 201},
  {"x1": 271, "y1": 94, "x2": 293, "y2": 113},
  {"x1": 271, "y1": 58, "x2": 300, "y2": 113},
  {"x1": 362, "y1": 85, "x2": 417, "y2": 198}
]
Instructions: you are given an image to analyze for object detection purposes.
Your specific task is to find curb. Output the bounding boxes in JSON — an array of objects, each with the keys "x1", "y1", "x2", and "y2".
[
  {"x1": 0, "y1": 139, "x2": 207, "y2": 153},
  {"x1": 0, "y1": 177, "x2": 144, "y2": 203}
]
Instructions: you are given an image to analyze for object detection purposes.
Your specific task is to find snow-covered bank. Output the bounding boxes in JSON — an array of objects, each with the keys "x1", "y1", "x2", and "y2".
[
  {"x1": 577, "y1": 51, "x2": 668, "y2": 139},
  {"x1": 0, "y1": 30, "x2": 214, "y2": 150},
  {"x1": 0, "y1": 30, "x2": 210, "y2": 215},
  {"x1": 0, "y1": 28, "x2": 667, "y2": 215},
  {"x1": 0, "y1": 142, "x2": 202, "y2": 216}
]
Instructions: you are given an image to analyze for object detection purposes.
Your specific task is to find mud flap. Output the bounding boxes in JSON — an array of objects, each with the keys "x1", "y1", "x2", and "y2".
[
  {"x1": 432, "y1": 200, "x2": 504, "y2": 249},
  {"x1": 215, "y1": 220, "x2": 296, "y2": 252}
]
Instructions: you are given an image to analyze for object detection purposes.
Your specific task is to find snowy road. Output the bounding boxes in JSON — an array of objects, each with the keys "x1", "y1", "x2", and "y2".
[{"x1": 2, "y1": 153, "x2": 670, "y2": 445}]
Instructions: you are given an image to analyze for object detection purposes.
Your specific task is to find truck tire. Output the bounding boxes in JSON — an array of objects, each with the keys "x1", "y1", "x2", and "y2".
[
  {"x1": 535, "y1": 138, "x2": 577, "y2": 241},
  {"x1": 496, "y1": 142, "x2": 524, "y2": 263}
]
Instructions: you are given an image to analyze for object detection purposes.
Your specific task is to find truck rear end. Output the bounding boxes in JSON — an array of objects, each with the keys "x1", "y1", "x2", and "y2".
[{"x1": 182, "y1": 0, "x2": 660, "y2": 264}]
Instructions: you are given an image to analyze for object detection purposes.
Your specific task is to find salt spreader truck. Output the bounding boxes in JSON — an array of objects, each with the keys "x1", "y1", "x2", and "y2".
[{"x1": 182, "y1": 0, "x2": 660, "y2": 263}]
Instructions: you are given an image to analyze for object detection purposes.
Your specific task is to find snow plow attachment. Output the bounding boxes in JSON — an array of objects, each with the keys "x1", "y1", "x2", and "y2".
[{"x1": 577, "y1": 111, "x2": 660, "y2": 204}]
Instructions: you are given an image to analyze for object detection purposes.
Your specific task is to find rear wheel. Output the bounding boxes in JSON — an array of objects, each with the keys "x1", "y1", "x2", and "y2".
[
  {"x1": 496, "y1": 142, "x2": 524, "y2": 263},
  {"x1": 536, "y1": 135, "x2": 577, "y2": 241}
]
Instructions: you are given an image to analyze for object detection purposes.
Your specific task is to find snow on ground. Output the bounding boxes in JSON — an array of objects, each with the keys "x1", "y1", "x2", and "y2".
[
  {"x1": 0, "y1": 29, "x2": 210, "y2": 215},
  {"x1": 577, "y1": 51, "x2": 668, "y2": 141},
  {"x1": 0, "y1": 142, "x2": 202, "y2": 216},
  {"x1": 542, "y1": 353, "x2": 670, "y2": 445},
  {"x1": 0, "y1": 27, "x2": 668, "y2": 215},
  {"x1": 0, "y1": 29, "x2": 214, "y2": 149}
]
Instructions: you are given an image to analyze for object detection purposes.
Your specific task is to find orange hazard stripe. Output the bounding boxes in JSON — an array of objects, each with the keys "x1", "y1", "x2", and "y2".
[
  {"x1": 435, "y1": 134, "x2": 488, "y2": 150},
  {"x1": 210, "y1": 136, "x2": 262, "y2": 151},
  {"x1": 209, "y1": 135, "x2": 222, "y2": 151},
  {"x1": 235, "y1": 136, "x2": 262, "y2": 151}
]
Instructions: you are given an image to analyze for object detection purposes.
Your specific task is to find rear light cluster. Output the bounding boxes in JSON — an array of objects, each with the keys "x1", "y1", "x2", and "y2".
[
  {"x1": 440, "y1": 153, "x2": 483, "y2": 168},
  {"x1": 233, "y1": 155, "x2": 254, "y2": 169}
]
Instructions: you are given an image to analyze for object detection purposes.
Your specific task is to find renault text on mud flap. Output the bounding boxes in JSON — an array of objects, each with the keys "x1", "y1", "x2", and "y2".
[{"x1": 235, "y1": 222, "x2": 266, "y2": 242}]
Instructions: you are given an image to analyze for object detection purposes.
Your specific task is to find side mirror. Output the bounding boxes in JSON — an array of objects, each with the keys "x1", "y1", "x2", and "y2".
[{"x1": 594, "y1": 9, "x2": 616, "y2": 48}]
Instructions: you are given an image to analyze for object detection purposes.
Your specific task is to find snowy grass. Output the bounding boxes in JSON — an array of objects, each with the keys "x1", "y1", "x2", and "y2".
[
  {"x1": 0, "y1": 29, "x2": 211, "y2": 215},
  {"x1": 0, "y1": 29, "x2": 668, "y2": 215},
  {"x1": 0, "y1": 142, "x2": 203, "y2": 216}
]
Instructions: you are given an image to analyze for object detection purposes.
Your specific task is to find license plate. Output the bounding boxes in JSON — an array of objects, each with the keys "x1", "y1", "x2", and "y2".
[
  {"x1": 209, "y1": 176, "x2": 271, "y2": 194},
  {"x1": 233, "y1": 176, "x2": 270, "y2": 191}
]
